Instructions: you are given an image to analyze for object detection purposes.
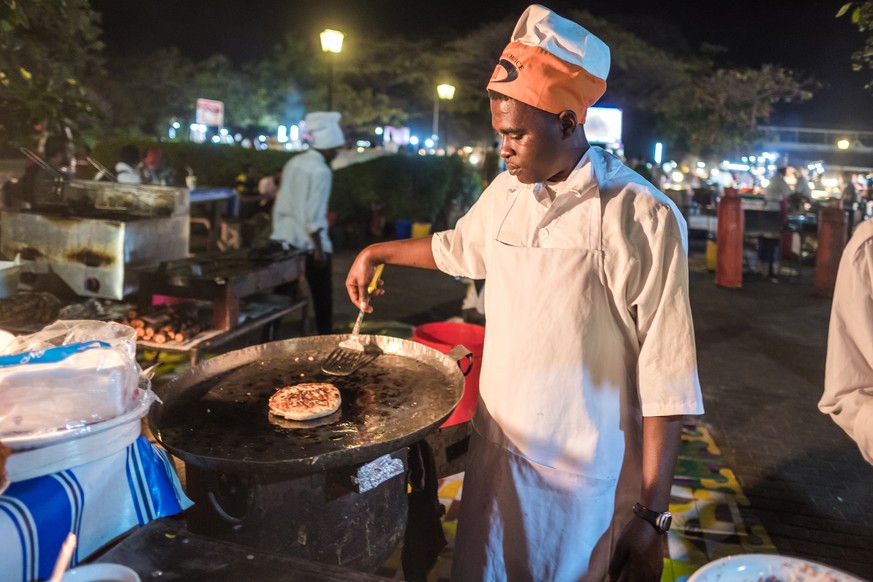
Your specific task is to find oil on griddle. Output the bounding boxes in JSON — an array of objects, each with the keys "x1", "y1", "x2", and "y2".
[{"x1": 156, "y1": 348, "x2": 458, "y2": 465}]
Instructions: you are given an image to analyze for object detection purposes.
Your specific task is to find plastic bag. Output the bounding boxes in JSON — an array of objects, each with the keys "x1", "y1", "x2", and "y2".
[{"x1": 0, "y1": 320, "x2": 154, "y2": 437}]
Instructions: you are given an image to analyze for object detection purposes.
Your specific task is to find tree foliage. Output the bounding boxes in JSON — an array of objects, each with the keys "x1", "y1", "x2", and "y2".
[
  {"x1": 839, "y1": 1, "x2": 873, "y2": 87},
  {"x1": 0, "y1": 0, "x2": 105, "y2": 148},
  {"x1": 1, "y1": 3, "x2": 816, "y2": 158}
]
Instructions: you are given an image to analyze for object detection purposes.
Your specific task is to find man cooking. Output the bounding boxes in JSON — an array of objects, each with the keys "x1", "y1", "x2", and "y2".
[
  {"x1": 272, "y1": 111, "x2": 344, "y2": 335},
  {"x1": 345, "y1": 5, "x2": 703, "y2": 581}
]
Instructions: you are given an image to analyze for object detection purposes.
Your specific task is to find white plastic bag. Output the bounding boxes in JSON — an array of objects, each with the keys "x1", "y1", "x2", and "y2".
[{"x1": 0, "y1": 320, "x2": 153, "y2": 437}]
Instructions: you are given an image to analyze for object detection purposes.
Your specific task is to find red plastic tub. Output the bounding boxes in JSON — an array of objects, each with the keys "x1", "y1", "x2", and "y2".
[{"x1": 413, "y1": 322, "x2": 485, "y2": 427}]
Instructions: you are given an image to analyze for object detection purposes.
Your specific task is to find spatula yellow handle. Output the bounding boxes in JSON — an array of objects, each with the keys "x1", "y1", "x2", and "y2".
[{"x1": 367, "y1": 264, "x2": 385, "y2": 295}]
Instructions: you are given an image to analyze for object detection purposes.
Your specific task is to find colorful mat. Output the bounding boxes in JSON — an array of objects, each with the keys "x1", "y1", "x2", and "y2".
[{"x1": 375, "y1": 421, "x2": 776, "y2": 582}]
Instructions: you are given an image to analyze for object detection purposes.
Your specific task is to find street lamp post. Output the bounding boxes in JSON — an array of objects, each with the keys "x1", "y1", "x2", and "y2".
[
  {"x1": 432, "y1": 83, "x2": 455, "y2": 149},
  {"x1": 320, "y1": 29, "x2": 344, "y2": 110}
]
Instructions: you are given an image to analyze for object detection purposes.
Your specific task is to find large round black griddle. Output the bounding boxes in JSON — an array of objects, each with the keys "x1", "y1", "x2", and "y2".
[{"x1": 149, "y1": 335, "x2": 464, "y2": 476}]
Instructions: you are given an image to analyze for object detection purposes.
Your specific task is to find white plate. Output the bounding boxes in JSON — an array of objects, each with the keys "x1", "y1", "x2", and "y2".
[
  {"x1": 61, "y1": 563, "x2": 140, "y2": 581},
  {"x1": 688, "y1": 553, "x2": 867, "y2": 582},
  {"x1": 2, "y1": 389, "x2": 155, "y2": 451}
]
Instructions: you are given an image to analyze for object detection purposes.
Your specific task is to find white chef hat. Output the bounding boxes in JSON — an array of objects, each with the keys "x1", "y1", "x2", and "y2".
[
  {"x1": 304, "y1": 111, "x2": 345, "y2": 149},
  {"x1": 486, "y1": 4, "x2": 610, "y2": 123}
]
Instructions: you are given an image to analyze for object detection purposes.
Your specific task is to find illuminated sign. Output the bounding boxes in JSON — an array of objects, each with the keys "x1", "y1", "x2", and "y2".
[
  {"x1": 196, "y1": 98, "x2": 224, "y2": 127},
  {"x1": 585, "y1": 107, "x2": 622, "y2": 145}
]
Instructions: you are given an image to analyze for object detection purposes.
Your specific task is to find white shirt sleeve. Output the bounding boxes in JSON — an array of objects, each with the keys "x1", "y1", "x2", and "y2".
[
  {"x1": 431, "y1": 179, "x2": 504, "y2": 279},
  {"x1": 620, "y1": 202, "x2": 703, "y2": 417},
  {"x1": 273, "y1": 161, "x2": 296, "y2": 219},
  {"x1": 306, "y1": 165, "x2": 331, "y2": 235},
  {"x1": 821, "y1": 225, "x2": 873, "y2": 464}
]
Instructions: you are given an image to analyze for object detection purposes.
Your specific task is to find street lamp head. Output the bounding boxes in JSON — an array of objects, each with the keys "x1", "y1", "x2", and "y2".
[
  {"x1": 320, "y1": 29, "x2": 344, "y2": 53},
  {"x1": 437, "y1": 84, "x2": 456, "y2": 100}
]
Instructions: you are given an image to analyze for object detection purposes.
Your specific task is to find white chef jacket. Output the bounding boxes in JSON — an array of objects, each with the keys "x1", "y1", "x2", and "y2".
[
  {"x1": 433, "y1": 146, "x2": 703, "y2": 580},
  {"x1": 433, "y1": 146, "x2": 703, "y2": 433},
  {"x1": 270, "y1": 149, "x2": 333, "y2": 253},
  {"x1": 821, "y1": 217, "x2": 873, "y2": 464},
  {"x1": 765, "y1": 173, "x2": 791, "y2": 210}
]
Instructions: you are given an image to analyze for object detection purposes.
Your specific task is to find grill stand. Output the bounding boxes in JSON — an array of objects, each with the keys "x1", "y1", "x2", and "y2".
[{"x1": 183, "y1": 449, "x2": 408, "y2": 572}]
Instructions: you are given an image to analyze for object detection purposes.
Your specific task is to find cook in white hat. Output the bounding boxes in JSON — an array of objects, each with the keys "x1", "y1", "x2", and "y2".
[
  {"x1": 345, "y1": 7, "x2": 703, "y2": 581},
  {"x1": 304, "y1": 111, "x2": 345, "y2": 150},
  {"x1": 271, "y1": 111, "x2": 345, "y2": 334}
]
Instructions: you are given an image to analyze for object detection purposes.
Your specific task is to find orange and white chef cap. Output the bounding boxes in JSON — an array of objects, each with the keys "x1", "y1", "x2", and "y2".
[{"x1": 486, "y1": 4, "x2": 610, "y2": 124}]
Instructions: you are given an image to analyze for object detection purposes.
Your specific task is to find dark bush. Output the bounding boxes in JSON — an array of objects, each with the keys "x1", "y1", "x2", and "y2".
[
  {"x1": 92, "y1": 138, "x2": 293, "y2": 188},
  {"x1": 331, "y1": 154, "x2": 483, "y2": 228},
  {"x1": 91, "y1": 139, "x2": 484, "y2": 232}
]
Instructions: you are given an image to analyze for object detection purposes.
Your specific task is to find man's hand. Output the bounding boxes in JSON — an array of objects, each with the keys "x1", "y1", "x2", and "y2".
[
  {"x1": 312, "y1": 246, "x2": 327, "y2": 267},
  {"x1": 310, "y1": 230, "x2": 327, "y2": 267},
  {"x1": 607, "y1": 516, "x2": 665, "y2": 582},
  {"x1": 346, "y1": 249, "x2": 384, "y2": 312}
]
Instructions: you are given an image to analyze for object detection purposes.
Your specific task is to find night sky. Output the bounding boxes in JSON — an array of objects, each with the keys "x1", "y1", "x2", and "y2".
[{"x1": 91, "y1": 0, "x2": 873, "y2": 131}]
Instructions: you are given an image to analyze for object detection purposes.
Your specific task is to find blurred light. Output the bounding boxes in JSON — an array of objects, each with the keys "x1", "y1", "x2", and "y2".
[
  {"x1": 425, "y1": 138, "x2": 435, "y2": 148},
  {"x1": 749, "y1": 155, "x2": 756, "y2": 162},
  {"x1": 258, "y1": 135, "x2": 267, "y2": 142},
  {"x1": 463, "y1": 146, "x2": 473, "y2": 154},
  {"x1": 290, "y1": 125, "x2": 299, "y2": 141},
  {"x1": 418, "y1": 148, "x2": 426, "y2": 156},
  {"x1": 234, "y1": 133, "x2": 242, "y2": 142},
  {"x1": 654, "y1": 142, "x2": 663, "y2": 165},
  {"x1": 437, "y1": 83, "x2": 456, "y2": 100},
  {"x1": 172, "y1": 121, "x2": 181, "y2": 129},
  {"x1": 219, "y1": 128, "x2": 229, "y2": 136},
  {"x1": 278, "y1": 125, "x2": 288, "y2": 143},
  {"x1": 410, "y1": 136, "x2": 419, "y2": 146},
  {"x1": 320, "y1": 29, "x2": 344, "y2": 53},
  {"x1": 190, "y1": 123, "x2": 198, "y2": 131},
  {"x1": 168, "y1": 128, "x2": 176, "y2": 139},
  {"x1": 211, "y1": 136, "x2": 221, "y2": 144},
  {"x1": 837, "y1": 139, "x2": 850, "y2": 150},
  {"x1": 697, "y1": 161, "x2": 705, "y2": 168},
  {"x1": 671, "y1": 171, "x2": 684, "y2": 183},
  {"x1": 357, "y1": 147, "x2": 365, "y2": 153},
  {"x1": 760, "y1": 178, "x2": 770, "y2": 188},
  {"x1": 469, "y1": 154, "x2": 480, "y2": 165},
  {"x1": 375, "y1": 127, "x2": 384, "y2": 135},
  {"x1": 724, "y1": 162, "x2": 750, "y2": 171},
  {"x1": 356, "y1": 140, "x2": 371, "y2": 148}
]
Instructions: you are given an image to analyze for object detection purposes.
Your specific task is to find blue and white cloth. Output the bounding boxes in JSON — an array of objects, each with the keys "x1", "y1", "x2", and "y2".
[{"x1": 1, "y1": 436, "x2": 192, "y2": 582}]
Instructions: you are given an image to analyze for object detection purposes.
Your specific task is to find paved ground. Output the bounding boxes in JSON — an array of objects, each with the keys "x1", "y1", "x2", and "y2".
[
  {"x1": 319, "y1": 241, "x2": 873, "y2": 579},
  {"x1": 687, "y1": 254, "x2": 873, "y2": 577}
]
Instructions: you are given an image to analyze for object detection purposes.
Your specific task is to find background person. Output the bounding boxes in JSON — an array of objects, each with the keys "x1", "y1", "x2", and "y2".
[
  {"x1": 258, "y1": 170, "x2": 281, "y2": 211},
  {"x1": 821, "y1": 217, "x2": 873, "y2": 465},
  {"x1": 345, "y1": 6, "x2": 703, "y2": 580},
  {"x1": 139, "y1": 146, "x2": 175, "y2": 185},
  {"x1": 787, "y1": 165, "x2": 812, "y2": 212},
  {"x1": 12, "y1": 134, "x2": 73, "y2": 208},
  {"x1": 841, "y1": 171, "x2": 859, "y2": 237},
  {"x1": 271, "y1": 111, "x2": 344, "y2": 335},
  {"x1": 114, "y1": 144, "x2": 141, "y2": 183},
  {"x1": 765, "y1": 166, "x2": 791, "y2": 211}
]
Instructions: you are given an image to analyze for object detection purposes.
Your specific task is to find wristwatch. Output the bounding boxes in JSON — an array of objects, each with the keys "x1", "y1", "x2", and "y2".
[{"x1": 633, "y1": 503, "x2": 672, "y2": 534}]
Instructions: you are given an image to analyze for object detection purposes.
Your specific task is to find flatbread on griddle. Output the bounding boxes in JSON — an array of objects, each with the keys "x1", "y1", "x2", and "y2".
[{"x1": 268, "y1": 382, "x2": 341, "y2": 421}]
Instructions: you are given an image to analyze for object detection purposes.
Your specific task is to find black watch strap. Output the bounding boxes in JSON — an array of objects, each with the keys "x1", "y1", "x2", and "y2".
[{"x1": 633, "y1": 502, "x2": 672, "y2": 534}]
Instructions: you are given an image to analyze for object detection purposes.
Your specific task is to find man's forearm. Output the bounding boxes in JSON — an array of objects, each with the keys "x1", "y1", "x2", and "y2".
[
  {"x1": 639, "y1": 415, "x2": 684, "y2": 510},
  {"x1": 361, "y1": 236, "x2": 439, "y2": 270}
]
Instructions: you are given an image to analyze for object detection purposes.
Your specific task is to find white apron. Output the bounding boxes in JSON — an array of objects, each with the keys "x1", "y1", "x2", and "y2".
[{"x1": 451, "y1": 183, "x2": 643, "y2": 582}]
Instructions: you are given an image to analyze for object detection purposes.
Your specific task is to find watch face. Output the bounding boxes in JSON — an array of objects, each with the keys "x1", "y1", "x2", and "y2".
[{"x1": 656, "y1": 512, "x2": 672, "y2": 533}]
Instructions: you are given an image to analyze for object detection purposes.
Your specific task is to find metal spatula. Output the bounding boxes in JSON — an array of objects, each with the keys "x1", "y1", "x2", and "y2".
[{"x1": 321, "y1": 264, "x2": 384, "y2": 376}]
